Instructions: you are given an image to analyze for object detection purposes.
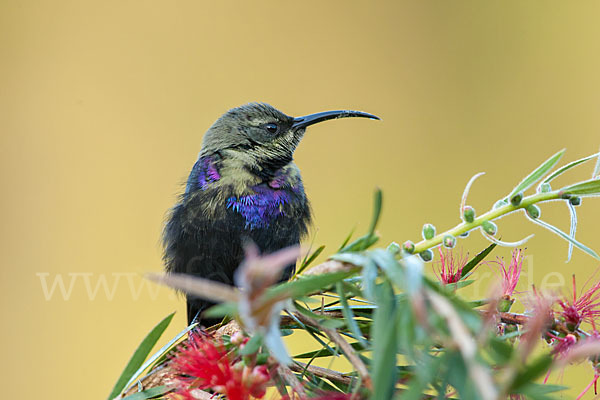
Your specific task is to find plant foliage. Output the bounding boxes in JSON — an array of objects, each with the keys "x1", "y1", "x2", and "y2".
[{"x1": 112, "y1": 149, "x2": 600, "y2": 400}]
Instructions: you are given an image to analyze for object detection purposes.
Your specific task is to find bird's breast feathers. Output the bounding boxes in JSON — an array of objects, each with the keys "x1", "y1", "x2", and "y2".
[{"x1": 185, "y1": 155, "x2": 307, "y2": 229}]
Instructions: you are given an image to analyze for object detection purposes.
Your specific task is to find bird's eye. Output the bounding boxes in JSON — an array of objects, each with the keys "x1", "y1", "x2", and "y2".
[{"x1": 263, "y1": 123, "x2": 279, "y2": 134}]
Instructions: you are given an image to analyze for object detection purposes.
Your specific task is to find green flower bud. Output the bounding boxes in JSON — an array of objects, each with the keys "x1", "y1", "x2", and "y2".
[
  {"x1": 387, "y1": 241, "x2": 401, "y2": 255},
  {"x1": 539, "y1": 182, "x2": 552, "y2": 193},
  {"x1": 482, "y1": 221, "x2": 498, "y2": 235},
  {"x1": 570, "y1": 196, "x2": 582, "y2": 206},
  {"x1": 419, "y1": 249, "x2": 434, "y2": 262},
  {"x1": 525, "y1": 204, "x2": 541, "y2": 219},
  {"x1": 497, "y1": 297, "x2": 514, "y2": 313},
  {"x1": 401, "y1": 240, "x2": 415, "y2": 254},
  {"x1": 422, "y1": 223, "x2": 436, "y2": 240},
  {"x1": 560, "y1": 192, "x2": 572, "y2": 200},
  {"x1": 463, "y1": 206, "x2": 476, "y2": 223},
  {"x1": 493, "y1": 199, "x2": 509, "y2": 209},
  {"x1": 443, "y1": 235, "x2": 456, "y2": 249},
  {"x1": 510, "y1": 192, "x2": 523, "y2": 206}
]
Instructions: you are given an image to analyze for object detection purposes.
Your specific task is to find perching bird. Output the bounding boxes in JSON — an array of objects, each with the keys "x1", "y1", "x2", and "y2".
[{"x1": 163, "y1": 103, "x2": 379, "y2": 326}]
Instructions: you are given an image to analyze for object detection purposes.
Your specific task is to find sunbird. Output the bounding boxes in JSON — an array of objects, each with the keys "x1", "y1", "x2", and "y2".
[{"x1": 163, "y1": 103, "x2": 379, "y2": 325}]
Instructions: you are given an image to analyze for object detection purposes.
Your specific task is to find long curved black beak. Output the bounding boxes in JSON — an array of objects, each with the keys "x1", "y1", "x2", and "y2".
[{"x1": 292, "y1": 110, "x2": 380, "y2": 130}]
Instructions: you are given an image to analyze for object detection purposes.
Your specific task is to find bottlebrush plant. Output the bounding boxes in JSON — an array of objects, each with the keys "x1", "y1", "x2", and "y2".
[{"x1": 109, "y1": 149, "x2": 600, "y2": 400}]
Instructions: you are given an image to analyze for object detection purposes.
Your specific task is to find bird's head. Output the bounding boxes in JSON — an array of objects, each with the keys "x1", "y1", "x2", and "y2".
[{"x1": 199, "y1": 103, "x2": 379, "y2": 176}]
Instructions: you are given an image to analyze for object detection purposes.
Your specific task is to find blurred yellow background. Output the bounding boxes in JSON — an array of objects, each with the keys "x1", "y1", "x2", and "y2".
[{"x1": 2, "y1": 1, "x2": 600, "y2": 398}]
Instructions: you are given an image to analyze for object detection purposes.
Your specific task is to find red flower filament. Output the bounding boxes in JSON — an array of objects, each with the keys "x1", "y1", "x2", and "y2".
[
  {"x1": 435, "y1": 247, "x2": 469, "y2": 285},
  {"x1": 557, "y1": 275, "x2": 600, "y2": 330},
  {"x1": 491, "y1": 249, "x2": 524, "y2": 298},
  {"x1": 170, "y1": 334, "x2": 269, "y2": 400}
]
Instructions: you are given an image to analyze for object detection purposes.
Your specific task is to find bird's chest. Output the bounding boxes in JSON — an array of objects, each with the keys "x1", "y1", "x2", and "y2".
[
  {"x1": 225, "y1": 183, "x2": 301, "y2": 229},
  {"x1": 186, "y1": 156, "x2": 308, "y2": 232}
]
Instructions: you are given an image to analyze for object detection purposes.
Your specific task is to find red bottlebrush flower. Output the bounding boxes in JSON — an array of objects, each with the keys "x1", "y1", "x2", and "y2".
[
  {"x1": 569, "y1": 331, "x2": 600, "y2": 400},
  {"x1": 548, "y1": 333, "x2": 578, "y2": 358},
  {"x1": 169, "y1": 333, "x2": 271, "y2": 400},
  {"x1": 544, "y1": 324, "x2": 600, "y2": 390},
  {"x1": 245, "y1": 365, "x2": 270, "y2": 398},
  {"x1": 490, "y1": 249, "x2": 524, "y2": 298},
  {"x1": 434, "y1": 247, "x2": 469, "y2": 285},
  {"x1": 557, "y1": 275, "x2": 600, "y2": 330}
]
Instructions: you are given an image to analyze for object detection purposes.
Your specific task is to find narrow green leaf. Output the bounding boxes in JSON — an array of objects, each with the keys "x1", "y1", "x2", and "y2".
[
  {"x1": 440, "y1": 279, "x2": 474, "y2": 291},
  {"x1": 460, "y1": 172, "x2": 485, "y2": 219},
  {"x1": 330, "y1": 252, "x2": 372, "y2": 267},
  {"x1": 510, "y1": 354, "x2": 553, "y2": 391},
  {"x1": 287, "y1": 306, "x2": 338, "y2": 356},
  {"x1": 481, "y1": 231, "x2": 534, "y2": 248},
  {"x1": 296, "y1": 245, "x2": 326, "y2": 275},
  {"x1": 294, "y1": 301, "x2": 346, "y2": 330},
  {"x1": 487, "y1": 337, "x2": 514, "y2": 363},
  {"x1": 445, "y1": 351, "x2": 476, "y2": 399},
  {"x1": 340, "y1": 233, "x2": 379, "y2": 253},
  {"x1": 338, "y1": 190, "x2": 383, "y2": 253},
  {"x1": 108, "y1": 312, "x2": 175, "y2": 399},
  {"x1": 319, "y1": 319, "x2": 346, "y2": 329},
  {"x1": 360, "y1": 258, "x2": 378, "y2": 302},
  {"x1": 294, "y1": 342, "x2": 364, "y2": 359},
  {"x1": 371, "y1": 281, "x2": 398, "y2": 400},
  {"x1": 338, "y1": 229, "x2": 355, "y2": 251},
  {"x1": 593, "y1": 150, "x2": 600, "y2": 178},
  {"x1": 460, "y1": 242, "x2": 496, "y2": 279},
  {"x1": 566, "y1": 201, "x2": 577, "y2": 262},
  {"x1": 322, "y1": 379, "x2": 351, "y2": 394},
  {"x1": 267, "y1": 270, "x2": 356, "y2": 301},
  {"x1": 336, "y1": 282, "x2": 368, "y2": 348},
  {"x1": 296, "y1": 235, "x2": 318, "y2": 276},
  {"x1": 508, "y1": 149, "x2": 565, "y2": 199},
  {"x1": 121, "y1": 385, "x2": 170, "y2": 400},
  {"x1": 541, "y1": 152, "x2": 600, "y2": 185},
  {"x1": 528, "y1": 216, "x2": 600, "y2": 260},
  {"x1": 370, "y1": 249, "x2": 407, "y2": 292},
  {"x1": 402, "y1": 254, "x2": 424, "y2": 297},
  {"x1": 561, "y1": 178, "x2": 600, "y2": 196},
  {"x1": 148, "y1": 322, "x2": 198, "y2": 371},
  {"x1": 468, "y1": 299, "x2": 489, "y2": 308},
  {"x1": 517, "y1": 383, "x2": 568, "y2": 400},
  {"x1": 298, "y1": 349, "x2": 327, "y2": 384},
  {"x1": 367, "y1": 188, "x2": 383, "y2": 239}
]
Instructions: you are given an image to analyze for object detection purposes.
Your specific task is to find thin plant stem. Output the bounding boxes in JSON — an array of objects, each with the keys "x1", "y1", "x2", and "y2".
[{"x1": 412, "y1": 191, "x2": 560, "y2": 254}]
